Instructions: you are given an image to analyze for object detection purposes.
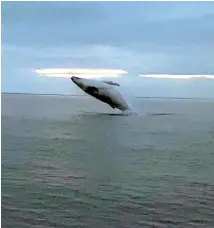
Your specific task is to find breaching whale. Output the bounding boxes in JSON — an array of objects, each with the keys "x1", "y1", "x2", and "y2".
[{"x1": 71, "y1": 76, "x2": 131, "y2": 112}]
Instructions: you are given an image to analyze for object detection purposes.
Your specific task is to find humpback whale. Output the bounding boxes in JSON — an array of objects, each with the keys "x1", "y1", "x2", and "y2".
[{"x1": 71, "y1": 76, "x2": 131, "y2": 112}]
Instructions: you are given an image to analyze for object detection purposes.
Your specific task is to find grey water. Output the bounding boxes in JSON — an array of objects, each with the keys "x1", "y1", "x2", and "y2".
[{"x1": 2, "y1": 93, "x2": 214, "y2": 228}]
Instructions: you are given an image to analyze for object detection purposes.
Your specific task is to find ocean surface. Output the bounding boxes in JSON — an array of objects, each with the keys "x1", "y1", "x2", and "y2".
[{"x1": 2, "y1": 93, "x2": 214, "y2": 228}]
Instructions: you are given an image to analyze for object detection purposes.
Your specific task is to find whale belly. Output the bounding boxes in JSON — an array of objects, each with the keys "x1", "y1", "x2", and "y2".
[{"x1": 94, "y1": 87, "x2": 129, "y2": 111}]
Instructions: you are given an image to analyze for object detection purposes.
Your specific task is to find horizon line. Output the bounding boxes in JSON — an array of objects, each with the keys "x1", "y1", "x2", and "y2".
[{"x1": 2, "y1": 92, "x2": 214, "y2": 100}]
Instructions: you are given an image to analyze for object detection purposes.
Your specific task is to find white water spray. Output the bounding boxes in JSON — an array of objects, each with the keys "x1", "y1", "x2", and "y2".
[{"x1": 116, "y1": 84, "x2": 138, "y2": 115}]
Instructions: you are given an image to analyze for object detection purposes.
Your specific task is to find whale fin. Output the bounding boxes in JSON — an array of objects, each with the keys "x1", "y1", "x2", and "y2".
[
  {"x1": 86, "y1": 86, "x2": 99, "y2": 93},
  {"x1": 103, "y1": 81, "x2": 120, "y2": 86}
]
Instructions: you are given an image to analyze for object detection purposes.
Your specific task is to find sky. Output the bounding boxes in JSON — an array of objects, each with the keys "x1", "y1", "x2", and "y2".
[{"x1": 1, "y1": 1, "x2": 214, "y2": 97}]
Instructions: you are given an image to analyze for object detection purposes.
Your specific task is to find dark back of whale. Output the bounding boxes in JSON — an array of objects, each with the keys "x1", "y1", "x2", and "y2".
[{"x1": 85, "y1": 86, "x2": 116, "y2": 108}]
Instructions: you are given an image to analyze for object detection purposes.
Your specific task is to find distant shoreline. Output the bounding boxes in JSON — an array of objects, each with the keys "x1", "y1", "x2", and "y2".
[{"x1": 1, "y1": 92, "x2": 213, "y2": 100}]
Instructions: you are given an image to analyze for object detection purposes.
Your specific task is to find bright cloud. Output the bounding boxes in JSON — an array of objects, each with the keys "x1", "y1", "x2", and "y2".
[
  {"x1": 38, "y1": 74, "x2": 123, "y2": 79},
  {"x1": 139, "y1": 74, "x2": 214, "y2": 80},
  {"x1": 35, "y1": 68, "x2": 128, "y2": 79}
]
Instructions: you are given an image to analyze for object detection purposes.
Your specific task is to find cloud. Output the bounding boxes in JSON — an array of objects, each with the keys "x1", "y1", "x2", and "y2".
[
  {"x1": 35, "y1": 68, "x2": 127, "y2": 75},
  {"x1": 1, "y1": 1, "x2": 214, "y2": 97},
  {"x1": 2, "y1": 2, "x2": 214, "y2": 48},
  {"x1": 139, "y1": 74, "x2": 214, "y2": 80},
  {"x1": 35, "y1": 68, "x2": 128, "y2": 79}
]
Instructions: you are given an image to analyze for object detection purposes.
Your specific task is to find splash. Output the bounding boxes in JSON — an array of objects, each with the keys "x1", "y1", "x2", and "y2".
[
  {"x1": 116, "y1": 85, "x2": 138, "y2": 115},
  {"x1": 122, "y1": 109, "x2": 138, "y2": 116}
]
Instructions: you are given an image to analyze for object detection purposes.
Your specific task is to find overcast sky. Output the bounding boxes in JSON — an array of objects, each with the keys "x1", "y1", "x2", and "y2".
[{"x1": 2, "y1": 1, "x2": 214, "y2": 97}]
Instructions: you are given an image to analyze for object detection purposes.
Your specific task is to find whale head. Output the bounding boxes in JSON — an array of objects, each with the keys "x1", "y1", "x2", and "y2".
[
  {"x1": 71, "y1": 76, "x2": 87, "y2": 90},
  {"x1": 71, "y1": 76, "x2": 82, "y2": 84}
]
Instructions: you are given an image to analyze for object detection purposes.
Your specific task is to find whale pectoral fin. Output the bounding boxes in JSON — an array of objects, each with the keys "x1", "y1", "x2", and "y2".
[
  {"x1": 103, "y1": 81, "x2": 120, "y2": 86},
  {"x1": 86, "y1": 86, "x2": 99, "y2": 93}
]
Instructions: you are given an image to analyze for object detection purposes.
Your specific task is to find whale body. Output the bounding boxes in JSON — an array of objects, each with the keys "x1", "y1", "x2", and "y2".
[{"x1": 71, "y1": 76, "x2": 131, "y2": 112}]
